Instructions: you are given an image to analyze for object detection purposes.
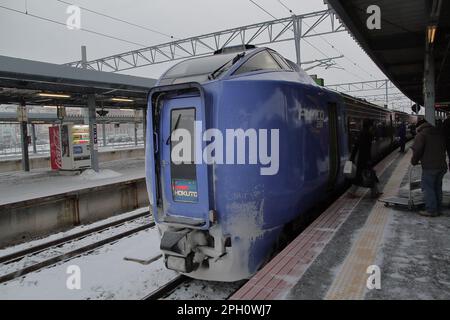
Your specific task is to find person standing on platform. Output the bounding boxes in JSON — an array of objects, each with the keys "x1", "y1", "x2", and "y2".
[
  {"x1": 442, "y1": 114, "x2": 450, "y2": 164},
  {"x1": 411, "y1": 119, "x2": 447, "y2": 217},
  {"x1": 398, "y1": 121, "x2": 406, "y2": 153},
  {"x1": 349, "y1": 119, "x2": 381, "y2": 198}
]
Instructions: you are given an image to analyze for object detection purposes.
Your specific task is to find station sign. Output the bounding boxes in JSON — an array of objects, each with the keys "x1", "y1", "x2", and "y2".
[
  {"x1": 57, "y1": 106, "x2": 66, "y2": 120},
  {"x1": 93, "y1": 124, "x2": 98, "y2": 151},
  {"x1": 49, "y1": 126, "x2": 62, "y2": 170},
  {"x1": 16, "y1": 105, "x2": 28, "y2": 122},
  {"x1": 134, "y1": 109, "x2": 141, "y2": 122}
]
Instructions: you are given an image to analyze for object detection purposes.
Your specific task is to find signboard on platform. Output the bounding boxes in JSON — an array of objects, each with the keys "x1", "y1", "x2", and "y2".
[
  {"x1": 49, "y1": 126, "x2": 62, "y2": 170},
  {"x1": 93, "y1": 124, "x2": 98, "y2": 151},
  {"x1": 16, "y1": 106, "x2": 28, "y2": 122}
]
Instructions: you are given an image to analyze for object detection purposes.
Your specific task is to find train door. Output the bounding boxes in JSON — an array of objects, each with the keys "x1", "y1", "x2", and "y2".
[
  {"x1": 327, "y1": 102, "x2": 340, "y2": 190},
  {"x1": 151, "y1": 91, "x2": 210, "y2": 228}
]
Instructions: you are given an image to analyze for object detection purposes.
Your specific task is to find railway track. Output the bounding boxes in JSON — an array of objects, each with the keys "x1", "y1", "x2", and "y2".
[
  {"x1": 142, "y1": 274, "x2": 247, "y2": 300},
  {"x1": 142, "y1": 275, "x2": 191, "y2": 300},
  {"x1": 0, "y1": 210, "x2": 155, "y2": 284}
]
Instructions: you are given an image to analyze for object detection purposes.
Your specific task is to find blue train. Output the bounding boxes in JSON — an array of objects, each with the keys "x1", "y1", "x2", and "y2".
[{"x1": 145, "y1": 46, "x2": 416, "y2": 281}]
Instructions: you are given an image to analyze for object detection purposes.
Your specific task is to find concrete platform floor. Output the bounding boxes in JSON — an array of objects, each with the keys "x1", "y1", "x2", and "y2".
[
  {"x1": 0, "y1": 157, "x2": 145, "y2": 205},
  {"x1": 233, "y1": 147, "x2": 450, "y2": 300}
]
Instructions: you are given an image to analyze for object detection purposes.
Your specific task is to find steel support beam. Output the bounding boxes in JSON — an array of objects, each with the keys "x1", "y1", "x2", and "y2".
[
  {"x1": 31, "y1": 123, "x2": 37, "y2": 154},
  {"x1": 326, "y1": 79, "x2": 396, "y2": 93},
  {"x1": 19, "y1": 104, "x2": 29, "y2": 172},
  {"x1": 87, "y1": 94, "x2": 99, "y2": 172},
  {"x1": 424, "y1": 48, "x2": 435, "y2": 125},
  {"x1": 102, "y1": 123, "x2": 107, "y2": 147},
  {"x1": 385, "y1": 79, "x2": 389, "y2": 107},
  {"x1": 81, "y1": 46, "x2": 90, "y2": 123},
  {"x1": 143, "y1": 107, "x2": 147, "y2": 146},
  {"x1": 65, "y1": 10, "x2": 344, "y2": 72}
]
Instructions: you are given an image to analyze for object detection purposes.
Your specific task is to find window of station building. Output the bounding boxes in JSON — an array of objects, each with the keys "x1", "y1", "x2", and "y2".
[{"x1": 234, "y1": 50, "x2": 282, "y2": 75}]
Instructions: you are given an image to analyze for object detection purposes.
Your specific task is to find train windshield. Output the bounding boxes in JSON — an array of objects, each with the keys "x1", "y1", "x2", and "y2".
[{"x1": 159, "y1": 52, "x2": 244, "y2": 85}]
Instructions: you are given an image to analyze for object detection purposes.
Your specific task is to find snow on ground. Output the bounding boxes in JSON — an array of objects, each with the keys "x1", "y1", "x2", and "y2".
[
  {"x1": 0, "y1": 227, "x2": 177, "y2": 300},
  {"x1": 79, "y1": 169, "x2": 122, "y2": 180},
  {"x1": 0, "y1": 158, "x2": 144, "y2": 205}
]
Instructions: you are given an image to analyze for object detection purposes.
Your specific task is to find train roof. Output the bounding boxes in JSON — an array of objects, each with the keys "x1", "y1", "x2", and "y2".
[
  {"x1": 157, "y1": 47, "x2": 317, "y2": 86},
  {"x1": 340, "y1": 92, "x2": 391, "y2": 113},
  {"x1": 158, "y1": 48, "x2": 258, "y2": 85}
]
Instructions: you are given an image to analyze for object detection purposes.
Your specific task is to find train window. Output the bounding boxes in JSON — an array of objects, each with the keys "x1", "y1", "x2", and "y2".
[
  {"x1": 269, "y1": 51, "x2": 293, "y2": 71},
  {"x1": 170, "y1": 108, "x2": 198, "y2": 203},
  {"x1": 161, "y1": 52, "x2": 243, "y2": 83},
  {"x1": 234, "y1": 50, "x2": 282, "y2": 75}
]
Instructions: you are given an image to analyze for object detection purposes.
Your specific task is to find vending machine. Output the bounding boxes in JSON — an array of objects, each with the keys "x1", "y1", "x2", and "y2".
[{"x1": 49, "y1": 124, "x2": 91, "y2": 170}]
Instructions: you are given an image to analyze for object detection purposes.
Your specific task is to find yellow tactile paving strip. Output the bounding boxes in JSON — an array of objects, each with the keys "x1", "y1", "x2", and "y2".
[{"x1": 325, "y1": 150, "x2": 412, "y2": 300}]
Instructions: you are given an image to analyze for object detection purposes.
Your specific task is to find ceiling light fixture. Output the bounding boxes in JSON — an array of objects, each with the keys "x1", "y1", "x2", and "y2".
[
  {"x1": 427, "y1": 24, "x2": 437, "y2": 44},
  {"x1": 111, "y1": 97, "x2": 134, "y2": 102},
  {"x1": 38, "y1": 93, "x2": 71, "y2": 98}
]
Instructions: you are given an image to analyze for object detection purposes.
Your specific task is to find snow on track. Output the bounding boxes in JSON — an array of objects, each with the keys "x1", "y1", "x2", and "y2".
[
  {"x1": 0, "y1": 227, "x2": 177, "y2": 299},
  {"x1": 165, "y1": 279, "x2": 246, "y2": 300}
]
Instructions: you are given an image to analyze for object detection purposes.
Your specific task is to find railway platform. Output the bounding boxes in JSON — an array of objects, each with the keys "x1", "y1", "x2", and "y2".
[
  {"x1": 0, "y1": 158, "x2": 148, "y2": 247},
  {"x1": 231, "y1": 147, "x2": 450, "y2": 300}
]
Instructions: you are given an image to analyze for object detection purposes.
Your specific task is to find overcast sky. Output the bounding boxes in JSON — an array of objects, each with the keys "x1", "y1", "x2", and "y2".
[{"x1": 0, "y1": 0, "x2": 411, "y2": 108}]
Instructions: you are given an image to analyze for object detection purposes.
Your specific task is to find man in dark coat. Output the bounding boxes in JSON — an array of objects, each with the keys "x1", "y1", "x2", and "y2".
[
  {"x1": 349, "y1": 119, "x2": 381, "y2": 198},
  {"x1": 411, "y1": 119, "x2": 448, "y2": 216},
  {"x1": 398, "y1": 122, "x2": 406, "y2": 153}
]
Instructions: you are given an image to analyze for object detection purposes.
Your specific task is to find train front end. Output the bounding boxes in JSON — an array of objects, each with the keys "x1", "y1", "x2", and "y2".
[{"x1": 147, "y1": 81, "x2": 256, "y2": 281}]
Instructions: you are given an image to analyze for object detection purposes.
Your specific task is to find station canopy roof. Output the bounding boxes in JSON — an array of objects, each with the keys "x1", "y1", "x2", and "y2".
[
  {"x1": 0, "y1": 55, "x2": 156, "y2": 109},
  {"x1": 326, "y1": 0, "x2": 450, "y2": 109}
]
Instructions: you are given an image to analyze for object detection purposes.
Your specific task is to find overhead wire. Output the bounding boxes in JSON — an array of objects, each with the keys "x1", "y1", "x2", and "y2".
[
  {"x1": 275, "y1": 0, "x2": 410, "y2": 106},
  {"x1": 1, "y1": 2, "x2": 185, "y2": 66},
  {"x1": 275, "y1": 0, "x2": 377, "y2": 80},
  {"x1": 52, "y1": 0, "x2": 207, "y2": 61},
  {"x1": 247, "y1": 0, "x2": 341, "y2": 68},
  {"x1": 0, "y1": 4, "x2": 148, "y2": 47},
  {"x1": 54, "y1": 0, "x2": 177, "y2": 40}
]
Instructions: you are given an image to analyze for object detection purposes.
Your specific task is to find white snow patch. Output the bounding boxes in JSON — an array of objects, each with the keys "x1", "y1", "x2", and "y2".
[
  {"x1": 166, "y1": 280, "x2": 243, "y2": 300},
  {"x1": 79, "y1": 169, "x2": 122, "y2": 180},
  {"x1": 0, "y1": 158, "x2": 144, "y2": 205},
  {"x1": 0, "y1": 228, "x2": 176, "y2": 300}
]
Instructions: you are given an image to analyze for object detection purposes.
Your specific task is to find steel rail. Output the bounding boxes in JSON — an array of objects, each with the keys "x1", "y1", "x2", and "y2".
[
  {"x1": 0, "y1": 210, "x2": 151, "y2": 265},
  {"x1": 0, "y1": 220, "x2": 155, "y2": 284},
  {"x1": 142, "y1": 275, "x2": 190, "y2": 300}
]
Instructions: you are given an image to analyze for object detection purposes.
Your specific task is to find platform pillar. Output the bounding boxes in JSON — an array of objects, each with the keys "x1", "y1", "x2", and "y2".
[
  {"x1": 102, "y1": 123, "x2": 107, "y2": 146},
  {"x1": 143, "y1": 107, "x2": 147, "y2": 146},
  {"x1": 134, "y1": 122, "x2": 138, "y2": 146},
  {"x1": 424, "y1": 46, "x2": 435, "y2": 125},
  {"x1": 31, "y1": 123, "x2": 37, "y2": 154},
  {"x1": 87, "y1": 95, "x2": 99, "y2": 172},
  {"x1": 385, "y1": 79, "x2": 389, "y2": 107},
  {"x1": 18, "y1": 103, "x2": 29, "y2": 172}
]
